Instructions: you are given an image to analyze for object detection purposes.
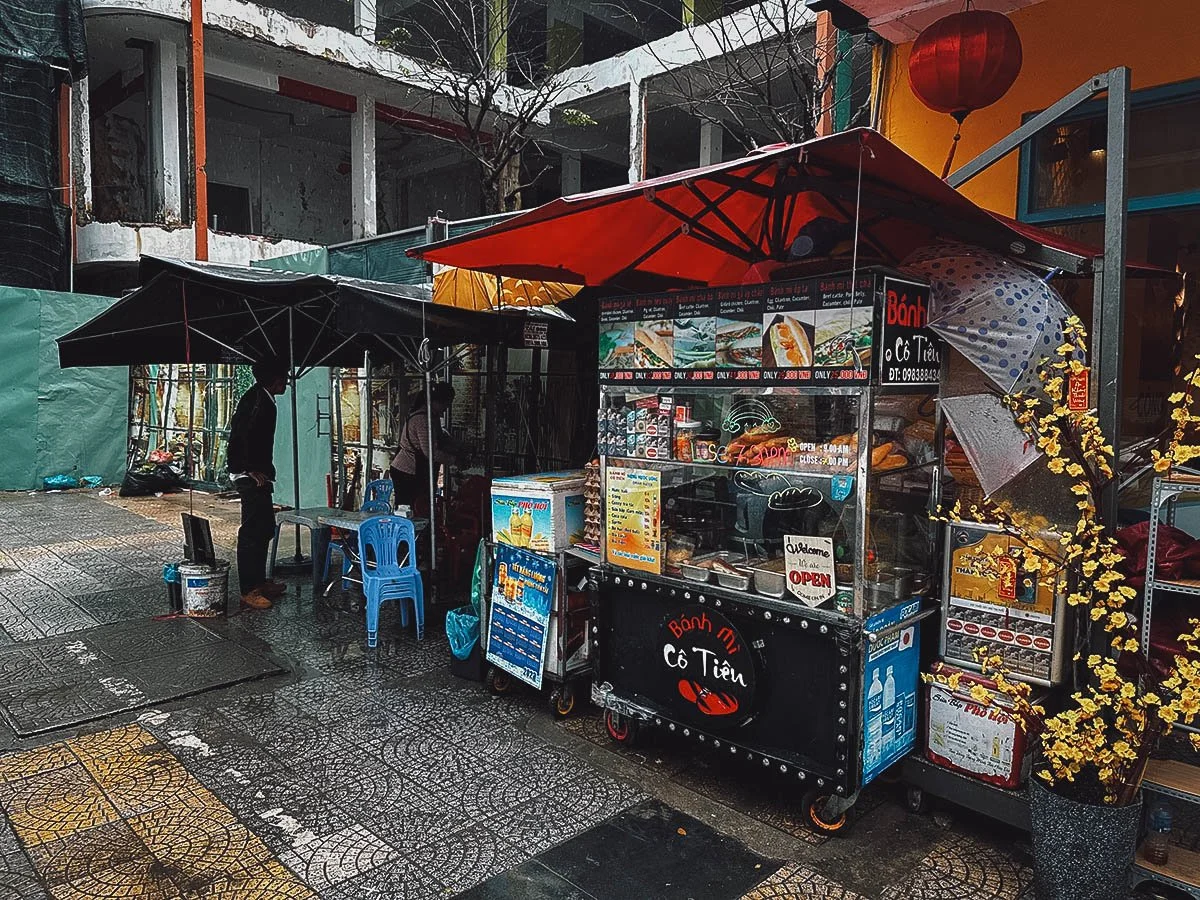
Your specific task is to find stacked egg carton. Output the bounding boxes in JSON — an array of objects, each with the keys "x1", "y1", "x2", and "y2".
[{"x1": 583, "y1": 460, "x2": 602, "y2": 545}]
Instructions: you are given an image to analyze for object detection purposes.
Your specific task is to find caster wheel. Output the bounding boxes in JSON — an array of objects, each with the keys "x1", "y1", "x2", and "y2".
[
  {"x1": 552, "y1": 685, "x2": 577, "y2": 719},
  {"x1": 906, "y1": 785, "x2": 931, "y2": 815},
  {"x1": 604, "y1": 709, "x2": 639, "y2": 746},
  {"x1": 801, "y1": 791, "x2": 849, "y2": 836},
  {"x1": 485, "y1": 666, "x2": 514, "y2": 696}
]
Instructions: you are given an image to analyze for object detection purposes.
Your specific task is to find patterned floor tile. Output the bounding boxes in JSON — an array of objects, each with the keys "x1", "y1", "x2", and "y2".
[
  {"x1": 26, "y1": 819, "x2": 147, "y2": 888},
  {"x1": 740, "y1": 862, "x2": 869, "y2": 899},
  {"x1": 182, "y1": 859, "x2": 316, "y2": 899},
  {"x1": 0, "y1": 743, "x2": 76, "y2": 784},
  {"x1": 0, "y1": 849, "x2": 48, "y2": 900},
  {"x1": 44, "y1": 852, "x2": 181, "y2": 900},
  {"x1": 0, "y1": 763, "x2": 122, "y2": 845},
  {"x1": 404, "y1": 823, "x2": 527, "y2": 895},
  {"x1": 879, "y1": 832, "x2": 1033, "y2": 900},
  {"x1": 276, "y1": 823, "x2": 397, "y2": 892}
]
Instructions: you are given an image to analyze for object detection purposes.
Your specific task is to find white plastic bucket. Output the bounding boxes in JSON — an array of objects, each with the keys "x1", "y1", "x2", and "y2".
[{"x1": 180, "y1": 560, "x2": 230, "y2": 617}]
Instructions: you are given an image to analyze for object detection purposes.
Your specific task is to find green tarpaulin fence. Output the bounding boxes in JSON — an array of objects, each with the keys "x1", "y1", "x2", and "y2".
[{"x1": 0, "y1": 287, "x2": 126, "y2": 490}]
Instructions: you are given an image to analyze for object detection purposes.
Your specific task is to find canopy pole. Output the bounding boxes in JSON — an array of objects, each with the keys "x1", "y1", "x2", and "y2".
[
  {"x1": 289, "y1": 306, "x2": 302, "y2": 563},
  {"x1": 364, "y1": 351, "x2": 374, "y2": 482},
  {"x1": 421, "y1": 309, "x2": 437, "y2": 609}
]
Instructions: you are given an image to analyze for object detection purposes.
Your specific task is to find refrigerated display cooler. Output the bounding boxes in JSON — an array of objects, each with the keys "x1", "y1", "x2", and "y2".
[{"x1": 591, "y1": 268, "x2": 944, "y2": 833}]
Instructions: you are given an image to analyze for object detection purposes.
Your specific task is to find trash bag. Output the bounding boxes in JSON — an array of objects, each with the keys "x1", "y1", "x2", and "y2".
[
  {"x1": 469, "y1": 539, "x2": 486, "y2": 617},
  {"x1": 80, "y1": 475, "x2": 103, "y2": 488},
  {"x1": 42, "y1": 474, "x2": 79, "y2": 490},
  {"x1": 446, "y1": 605, "x2": 480, "y2": 660},
  {"x1": 1116, "y1": 521, "x2": 1200, "y2": 588},
  {"x1": 119, "y1": 463, "x2": 188, "y2": 497}
]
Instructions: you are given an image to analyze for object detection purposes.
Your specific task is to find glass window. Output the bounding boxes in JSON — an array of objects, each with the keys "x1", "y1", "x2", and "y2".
[{"x1": 1028, "y1": 90, "x2": 1200, "y2": 213}]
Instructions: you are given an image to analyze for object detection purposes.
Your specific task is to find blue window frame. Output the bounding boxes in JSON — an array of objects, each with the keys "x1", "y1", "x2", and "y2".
[{"x1": 1017, "y1": 77, "x2": 1200, "y2": 226}]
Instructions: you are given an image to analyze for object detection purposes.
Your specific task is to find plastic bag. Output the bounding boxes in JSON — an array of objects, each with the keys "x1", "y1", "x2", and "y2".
[
  {"x1": 81, "y1": 476, "x2": 103, "y2": 488},
  {"x1": 469, "y1": 539, "x2": 485, "y2": 617},
  {"x1": 446, "y1": 605, "x2": 480, "y2": 660},
  {"x1": 119, "y1": 464, "x2": 188, "y2": 497},
  {"x1": 1116, "y1": 522, "x2": 1200, "y2": 587},
  {"x1": 43, "y1": 474, "x2": 79, "y2": 490}
]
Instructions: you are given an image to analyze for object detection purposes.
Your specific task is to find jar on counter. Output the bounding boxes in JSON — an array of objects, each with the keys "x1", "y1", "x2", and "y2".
[
  {"x1": 674, "y1": 420, "x2": 701, "y2": 461},
  {"x1": 694, "y1": 426, "x2": 720, "y2": 462}
]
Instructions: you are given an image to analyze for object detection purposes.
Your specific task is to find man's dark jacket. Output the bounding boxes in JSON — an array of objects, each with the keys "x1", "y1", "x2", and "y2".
[{"x1": 227, "y1": 385, "x2": 277, "y2": 481}]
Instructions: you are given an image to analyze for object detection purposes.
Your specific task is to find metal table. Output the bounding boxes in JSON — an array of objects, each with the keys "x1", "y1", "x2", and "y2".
[{"x1": 270, "y1": 506, "x2": 425, "y2": 593}]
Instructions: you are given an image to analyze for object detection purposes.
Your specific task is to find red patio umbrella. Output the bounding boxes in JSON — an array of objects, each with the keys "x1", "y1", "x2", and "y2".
[{"x1": 408, "y1": 129, "x2": 1146, "y2": 290}]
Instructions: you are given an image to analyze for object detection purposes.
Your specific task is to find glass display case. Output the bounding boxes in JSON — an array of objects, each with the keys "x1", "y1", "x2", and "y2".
[{"x1": 599, "y1": 384, "x2": 939, "y2": 621}]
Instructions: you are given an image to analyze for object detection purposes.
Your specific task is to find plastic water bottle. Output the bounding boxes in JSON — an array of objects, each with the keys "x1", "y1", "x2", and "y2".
[
  {"x1": 882, "y1": 666, "x2": 897, "y2": 756},
  {"x1": 866, "y1": 670, "x2": 884, "y2": 766},
  {"x1": 1144, "y1": 802, "x2": 1172, "y2": 865}
]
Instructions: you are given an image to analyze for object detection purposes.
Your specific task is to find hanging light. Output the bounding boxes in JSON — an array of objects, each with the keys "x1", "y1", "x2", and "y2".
[{"x1": 907, "y1": 4, "x2": 1023, "y2": 178}]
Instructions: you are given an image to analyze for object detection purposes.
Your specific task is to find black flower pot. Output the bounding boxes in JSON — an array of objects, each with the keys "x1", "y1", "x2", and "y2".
[{"x1": 1029, "y1": 777, "x2": 1142, "y2": 900}]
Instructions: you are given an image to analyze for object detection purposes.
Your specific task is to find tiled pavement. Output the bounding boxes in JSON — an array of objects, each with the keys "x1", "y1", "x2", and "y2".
[{"x1": 0, "y1": 490, "x2": 1039, "y2": 899}]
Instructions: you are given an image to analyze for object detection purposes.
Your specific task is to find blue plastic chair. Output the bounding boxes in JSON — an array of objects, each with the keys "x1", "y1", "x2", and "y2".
[
  {"x1": 364, "y1": 478, "x2": 395, "y2": 511},
  {"x1": 323, "y1": 498, "x2": 393, "y2": 585},
  {"x1": 358, "y1": 515, "x2": 423, "y2": 647}
]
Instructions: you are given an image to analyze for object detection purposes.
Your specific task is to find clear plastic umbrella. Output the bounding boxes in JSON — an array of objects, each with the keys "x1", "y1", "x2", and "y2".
[{"x1": 903, "y1": 243, "x2": 1076, "y2": 394}]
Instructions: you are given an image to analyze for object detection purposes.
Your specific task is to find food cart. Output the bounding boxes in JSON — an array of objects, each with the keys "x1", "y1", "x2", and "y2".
[{"x1": 593, "y1": 267, "x2": 943, "y2": 832}]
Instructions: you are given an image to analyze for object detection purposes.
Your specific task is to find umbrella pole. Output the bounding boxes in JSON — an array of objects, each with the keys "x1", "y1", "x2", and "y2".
[
  {"x1": 290, "y1": 307, "x2": 303, "y2": 564},
  {"x1": 364, "y1": 351, "x2": 373, "y2": 483},
  {"x1": 426, "y1": 365, "x2": 437, "y2": 606}
]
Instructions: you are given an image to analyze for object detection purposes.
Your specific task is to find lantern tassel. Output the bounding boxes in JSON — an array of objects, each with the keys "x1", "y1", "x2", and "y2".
[{"x1": 941, "y1": 112, "x2": 968, "y2": 180}]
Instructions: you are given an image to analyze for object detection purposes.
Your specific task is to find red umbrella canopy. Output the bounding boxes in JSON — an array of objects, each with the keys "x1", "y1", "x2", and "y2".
[{"x1": 410, "y1": 129, "x2": 1076, "y2": 291}]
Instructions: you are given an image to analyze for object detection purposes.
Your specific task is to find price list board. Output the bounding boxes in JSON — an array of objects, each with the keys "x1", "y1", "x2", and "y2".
[{"x1": 596, "y1": 269, "x2": 932, "y2": 387}]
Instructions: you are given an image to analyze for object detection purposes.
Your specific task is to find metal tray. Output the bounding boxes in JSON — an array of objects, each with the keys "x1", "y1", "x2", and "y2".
[
  {"x1": 679, "y1": 552, "x2": 748, "y2": 586},
  {"x1": 752, "y1": 567, "x2": 787, "y2": 598}
]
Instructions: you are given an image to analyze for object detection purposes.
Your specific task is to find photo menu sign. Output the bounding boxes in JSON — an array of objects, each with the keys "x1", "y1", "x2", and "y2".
[{"x1": 598, "y1": 269, "x2": 922, "y2": 386}]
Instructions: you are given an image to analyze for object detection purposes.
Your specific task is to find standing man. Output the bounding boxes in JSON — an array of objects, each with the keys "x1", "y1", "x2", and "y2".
[{"x1": 228, "y1": 358, "x2": 289, "y2": 609}]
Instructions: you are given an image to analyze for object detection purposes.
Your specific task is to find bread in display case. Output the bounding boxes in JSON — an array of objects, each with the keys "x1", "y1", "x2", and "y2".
[{"x1": 599, "y1": 384, "x2": 939, "y2": 620}]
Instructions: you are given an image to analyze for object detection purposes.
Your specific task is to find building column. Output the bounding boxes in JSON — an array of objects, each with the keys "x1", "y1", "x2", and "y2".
[
  {"x1": 354, "y1": 0, "x2": 376, "y2": 39},
  {"x1": 628, "y1": 81, "x2": 646, "y2": 183},
  {"x1": 699, "y1": 119, "x2": 723, "y2": 167},
  {"x1": 147, "y1": 39, "x2": 183, "y2": 224},
  {"x1": 546, "y1": 0, "x2": 583, "y2": 70},
  {"x1": 561, "y1": 150, "x2": 581, "y2": 195},
  {"x1": 352, "y1": 96, "x2": 377, "y2": 239},
  {"x1": 71, "y1": 76, "x2": 92, "y2": 224}
]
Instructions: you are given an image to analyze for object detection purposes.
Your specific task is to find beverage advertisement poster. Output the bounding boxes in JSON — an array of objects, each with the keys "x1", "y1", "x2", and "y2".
[
  {"x1": 861, "y1": 600, "x2": 921, "y2": 784},
  {"x1": 487, "y1": 545, "x2": 556, "y2": 690},
  {"x1": 604, "y1": 467, "x2": 662, "y2": 574}
]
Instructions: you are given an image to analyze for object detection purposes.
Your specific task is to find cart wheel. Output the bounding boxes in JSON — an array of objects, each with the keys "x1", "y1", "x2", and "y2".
[
  {"x1": 801, "y1": 791, "x2": 850, "y2": 836},
  {"x1": 604, "y1": 709, "x2": 639, "y2": 746},
  {"x1": 552, "y1": 684, "x2": 577, "y2": 719},
  {"x1": 906, "y1": 785, "x2": 931, "y2": 815},
  {"x1": 486, "y1": 666, "x2": 514, "y2": 696}
]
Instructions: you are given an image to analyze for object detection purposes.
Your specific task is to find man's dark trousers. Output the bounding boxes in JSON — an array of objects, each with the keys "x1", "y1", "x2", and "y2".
[{"x1": 237, "y1": 483, "x2": 275, "y2": 595}]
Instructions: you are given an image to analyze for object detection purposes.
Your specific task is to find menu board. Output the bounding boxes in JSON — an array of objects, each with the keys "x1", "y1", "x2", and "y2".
[
  {"x1": 604, "y1": 467, "x2": 662, "y2": 574},
  {"x1": 599, "y1": 271, "x2": 884, "y2": 386}
]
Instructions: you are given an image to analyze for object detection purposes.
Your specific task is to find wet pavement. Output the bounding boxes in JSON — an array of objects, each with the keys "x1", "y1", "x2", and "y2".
[{"x1": 0, "y1": 490, "x2": 1035, "y2": 899}]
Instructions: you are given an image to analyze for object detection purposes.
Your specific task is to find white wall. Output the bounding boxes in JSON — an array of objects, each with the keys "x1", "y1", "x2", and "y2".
[{"x1": 206, "y1": 118, "x2": 352, "y2": 245}]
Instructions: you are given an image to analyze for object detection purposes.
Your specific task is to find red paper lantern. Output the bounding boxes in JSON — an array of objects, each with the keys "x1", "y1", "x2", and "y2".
[{"x1": 908, "y1": 9, "x2": 1023, "y2": 123}]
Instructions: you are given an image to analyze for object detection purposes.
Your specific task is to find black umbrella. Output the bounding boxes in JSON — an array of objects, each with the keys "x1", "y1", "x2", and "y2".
[{"x1": 58, "y1": 256, "x2": 573, "y2": 573}]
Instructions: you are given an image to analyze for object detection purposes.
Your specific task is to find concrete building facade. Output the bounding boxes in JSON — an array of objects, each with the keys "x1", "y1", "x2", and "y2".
[{"x1": 69, "y1": 0, "x2": 869, "y2": 293}]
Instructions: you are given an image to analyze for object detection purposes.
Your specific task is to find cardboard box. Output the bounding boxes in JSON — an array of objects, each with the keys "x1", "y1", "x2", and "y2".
[{"x1": 491, "y1": 471, "x2": 586, "y2": 553}]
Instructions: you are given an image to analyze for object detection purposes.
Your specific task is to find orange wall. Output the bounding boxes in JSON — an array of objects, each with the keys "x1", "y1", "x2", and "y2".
[{"x1": 879, "y1": 0, "x2": 1200, "y2": 216}]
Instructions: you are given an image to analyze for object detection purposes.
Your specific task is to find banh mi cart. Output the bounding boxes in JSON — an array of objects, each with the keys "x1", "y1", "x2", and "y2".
[{"x1": 592, "y1": 267, "x2": 943, "y2": 833}]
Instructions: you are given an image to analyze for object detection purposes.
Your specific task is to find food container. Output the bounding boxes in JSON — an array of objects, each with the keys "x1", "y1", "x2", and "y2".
[
  {"x1": 679, "y1": 560, "x2": 712, "y2": 583},
  {"x1": 752, "y1": 567, "x2": 786, "y2": 598},
  {"x1": 666, "y1": 533, "x2": 697, "y2": 567},
  {"x1": 673, "y1": 420, "x2": 701, "y2": 462},
  {"x1": 716, "y1": 567, "x2": 752, "y2": 591},
  {"x1": 695, "y1": 429, "x2": 720, "y2": 462}
]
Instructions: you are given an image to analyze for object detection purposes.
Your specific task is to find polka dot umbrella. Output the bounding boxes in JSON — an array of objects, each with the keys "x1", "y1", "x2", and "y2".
[{"x1": 902, "y1": 243, "x2": 1078, "y2": 395}]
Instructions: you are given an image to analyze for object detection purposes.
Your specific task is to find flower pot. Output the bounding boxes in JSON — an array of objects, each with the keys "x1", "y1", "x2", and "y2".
[{"x1": 1029, "y1": 777, "x2": 1142, "y2": 900}]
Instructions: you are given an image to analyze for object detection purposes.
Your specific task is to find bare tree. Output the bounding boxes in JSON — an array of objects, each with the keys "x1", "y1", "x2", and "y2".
[
  {"x1": 643, "y1": 0, "x2": 872, "y2": 151},
  {"x1": 380, "y1": 0, "x2": 592, "y2": 215}
]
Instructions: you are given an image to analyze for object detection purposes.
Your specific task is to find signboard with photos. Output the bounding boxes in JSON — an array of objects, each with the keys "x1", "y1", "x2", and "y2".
[{"x1": 598, "y1": 268, "x2": 943, "y2": 388}]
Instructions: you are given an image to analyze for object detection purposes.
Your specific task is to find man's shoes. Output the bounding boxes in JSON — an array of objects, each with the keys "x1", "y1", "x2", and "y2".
[
  {"x1": 240, "y1": 590, "x2": 273, "y2": 610},
  {"x1": 256, "y1": 580, "x2": 287, "y2": 599}
]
